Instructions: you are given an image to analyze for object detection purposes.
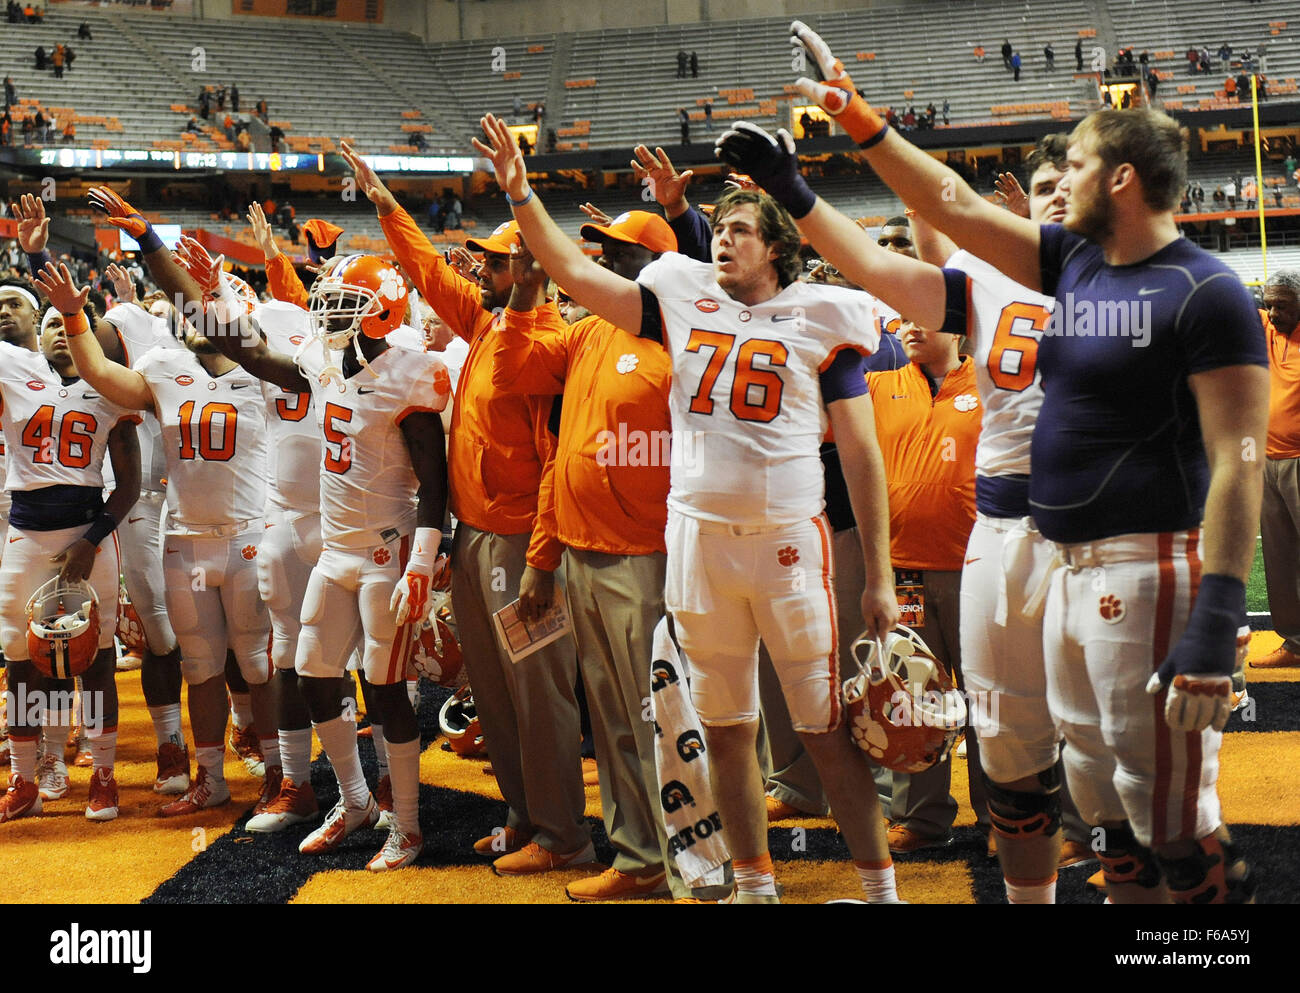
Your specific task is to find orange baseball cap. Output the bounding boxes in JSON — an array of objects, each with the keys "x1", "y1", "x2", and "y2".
[
  {"x1": 303, "y1": 219, "x2": 345, "y2": 262},
  {"x1": 580, "y1": 210, "x2": 676, "y2": 255},
  {"x1": 466, "y1": 219, "x2": 521, "y2": 255}
]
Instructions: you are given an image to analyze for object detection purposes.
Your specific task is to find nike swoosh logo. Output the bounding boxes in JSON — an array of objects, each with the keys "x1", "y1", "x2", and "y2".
[
  {"x1": 231, "y1": 383, "x2": 251, "y2": 389},
  {"x1": 770, "y1": 315, "x2": 799, "y2": 323},
  {"x1": 8, "y1": 536, "x2": 22, "y2": 543},
  {"x1": 1138, "y1": 287, "x2": 1163, "y2": 296},
  {"x1": 128, "y1": 517, "x2": 144, "y2": 524},
  {"x1": 165, "y1": 549, "x2": 179, "y2": 554},
  {"x1": 965, "y1": 556, "x2": 980, "y2": 564},
  {"x1": 83, "y1": 393, "x2": 100, "y2": 400},
  {"x1": 357, "y1": 388, "x2": 376, "y2": 395}
]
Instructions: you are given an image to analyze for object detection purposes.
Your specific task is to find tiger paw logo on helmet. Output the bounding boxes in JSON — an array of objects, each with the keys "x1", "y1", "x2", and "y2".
[
  {"x1": 1099, "y1": 594, "x2": 1125, "y2": 623},
  {"x1": 843, "y1": 627, "x2": 966, "y2": 774},
  {"x1": 372, "y1": 547, "x2": 391, "y2": 566},
  {"x1": 241, "y1": 545, "x2": 257, "y2": 560},
  {"x1": 777, "y1": 545, "x2": 800, "y2": 567}
]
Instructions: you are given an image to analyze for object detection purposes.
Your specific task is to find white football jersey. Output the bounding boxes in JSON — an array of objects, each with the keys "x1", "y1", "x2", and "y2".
[
  {"x1": 252, "y1": 301, "x2": 321, "y2": 516},
  {"x1": 105, "y1": 302, "x2": 178, "y2": 491},
  {"x1": 300, "y1": 344, "x2": 450, "y2": 549},
  {"x1": 0, "y1": 341, "x2": 140, "y2": 492},
  {"x1": 637, "y1": 252, "x2": 878, "y2": 525},
  {"x1": 945, "y1": 249, "x2": 1056, "y2": 478},
  {"x1": 136, "y1": 347, "x2": 268, "y2": 528}
]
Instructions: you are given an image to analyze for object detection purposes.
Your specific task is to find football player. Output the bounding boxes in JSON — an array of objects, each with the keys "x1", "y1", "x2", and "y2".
[
  {"x1": 341, "y1": 140, "x2": 590, "y2": 875},
  {"x1": 475, "y1": 113, "x2": 903, "y2": 903},
  {"x1": 199, "y1": 249, "x2": 451, "y2": 871},
  {"x1": 0, "y1": 272, "x2": 141, "y2": 824},
  {"x1": 171, "y1": 235, "x2": 325, "y2": 831},
  {"x1": 771, "y1": 22, "x2": 1264, "y2": 904},
  {"x1": 60, "y1": 188, "x2": 281, "y2": 818}
]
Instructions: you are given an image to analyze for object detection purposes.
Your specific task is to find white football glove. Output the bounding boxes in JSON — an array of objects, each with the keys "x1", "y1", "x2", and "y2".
[{"x1": 390, "y1": 526, "x2": 445, "y2": 627}]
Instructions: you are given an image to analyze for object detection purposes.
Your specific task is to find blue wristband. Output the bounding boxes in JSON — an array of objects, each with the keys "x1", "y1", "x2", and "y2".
[
  {"x1": 26, "y1": 250, "x2": 52, "y2": 275},
  {"x1": 133, "y1": 223, "x2": 164, "y2": 255},
  {"x1": 83, "y1": 510, "x2": 119, "y2": 548}
]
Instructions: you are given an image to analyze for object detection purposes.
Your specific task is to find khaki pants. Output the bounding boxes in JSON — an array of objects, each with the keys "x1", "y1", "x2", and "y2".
[{"x1": 451, "y1": 524, "x2": 588, "y2": 854}]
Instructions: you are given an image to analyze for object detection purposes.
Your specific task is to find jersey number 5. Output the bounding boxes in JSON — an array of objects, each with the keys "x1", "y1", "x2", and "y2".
[
  {"x1": 987, "y1": 303, "x2": 1050, "y2": 392},
  {"x1": 685, "y1": 330, "x2": 788, "y2": 423},
  {"x1": 323, "y1": 403, "x2": 353, "y2": 474},
  {"x1": 21, "y1": 405, "x2": 98, "y2": 468}
]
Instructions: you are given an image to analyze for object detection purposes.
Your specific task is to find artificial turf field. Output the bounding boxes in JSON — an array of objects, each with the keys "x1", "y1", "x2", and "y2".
[{"x1": 4, "y1": 627, "x2": 1297, "y2": 907}]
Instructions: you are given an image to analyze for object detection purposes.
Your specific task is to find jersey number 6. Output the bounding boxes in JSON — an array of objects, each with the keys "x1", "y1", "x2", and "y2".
[
  {"x1": 987, "y1": 302, "x2": 1050, "y2": 393},
  {"x1": 685, "y1": 329, "x2": 788, "y2": 423}
]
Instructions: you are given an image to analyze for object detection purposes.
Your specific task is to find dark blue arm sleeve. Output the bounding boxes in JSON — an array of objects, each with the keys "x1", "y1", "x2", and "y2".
[
  {"x1": 820, "y1": 347, "x2": 869, "y2": 403},
  {"x1": 668, "y1": 206, "x2": 713, "y2": 263}
]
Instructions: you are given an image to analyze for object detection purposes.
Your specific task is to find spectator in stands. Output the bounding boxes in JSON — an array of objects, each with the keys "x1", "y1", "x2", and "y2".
[
  {"x1": 216, "y1": 85, "x2": 226, "y2": 112},
  {"x1": 1199, "y1": 47, "x2": 1212, "y2": 74},
  {"x1": 1218, "y1": 41, "x2": 1232, "y2": 67},
  {"x1": 1146, "y1": 69, "x2": 1159, "y2": 98},
  {"x1": 411, "y1": 131, "x2": 427, "y2": 152},
  {"x1": 533, "y1": 100, "x2": 544, "y2": 126},
  {"x1": 676, "y1": 49, "x2": 687, "y2": 78},
  {"x1": 31, "y1": 109, "x2": 43, "y2": 139},
  {"x1": 59, "y1": 118, "x2": 73, "y2": 143},
  {"x1": 441, "y1": 190, "x2": 462, "y2": 230},
  {"x1": 23, "y1": 3, "x2": 36, "y2": 24},
  {"x1": 678, "y1": 107, "x2": 689, "y2": 145},
  {"x1": 903, "y1": 106, "x2": 916, "y2": 131},
  {"x1": 800, "y1": 110, "x2": 814, "y2": 138},
  {"x1": 223, "y1": 113, "x2": 235, "y2": 142},
  {"x1": 1186, "y1": 46, "x2": 1199, "y2": 75},
  {"x1": 1276, "y1": 186, "x2": 1285, "y2": 208},
  {"x1": 199, "y1": 87, "x2": 210, "y2": 120},
  {"x1": 1120, "y1": 89, "x2": 1132, "y2": 109},
  {"x1": 230, "y1": 83, "x2": 239, "y2": 112},
  {"x1": 20, "y1": 114, "x2": 31, "y2": 144},
  {"x1": 78, "y1": 20, "x2": 91, "y2": 41},
  {"x1": 1043, "y1": 43, "x2": 1054, "y2": 71},
  {"x1": 1001, "y1": 38, "x2": 1012, "y2": 69},
  {"x1": 1258, "y1": 75, "x2": 1269, "y2": 101},
  {"x1": 924, "y1": 102, "x2": 937, "y2": 129},
  {"x1": 185, "y1": 115, "x2": 202, "y2": 134},
  {"x1": 1193, "y1": 181, "x2": 1205, "y2": 204},
  {"x1": 4, "y1": 76, "x2": 14, "y2": 110},
  {"x1": 974, "y1": 44, "x2": 985, "y2": 63},
  {"x1": 690, "y1": 51, "x2": 699, "y2": 77},
  {"x1": 1255, "y1": 271, "x2": 1300, "y2": 670},
  {"x1": 1225, "y1": 75, "x2": 1237, "y2": 99},
  {"x1": 942, "y1": 98, "x2": 949, "y2": 125},
  {"x1": 52, "y1": 44, "x2": 65, "y2": 79},
  {"x1": 1244, "y1": 177, "x2": 1257, "y2": 209},
  {"x1": 1286, "y1": 153, "x2": 1297, "y2": 182},
  {"x1": 704, "y1": 99, "x2": 713, "y2": 131},
  {"x1": 269, "y1": 124, "x2": 285, "y2": 152},
  {"x1": 517, "y1": 131, "x2": 532, "y2": 155},
  {"x1": 65, "y1": 45, "x2": 75, "y2": 73},
  {"x1": 256, "y1": 98, "x2": 268, "y2": 122},
  {"x1": 545, "y1": 127, "x2": 556, "y2": 153},
  {"x1": 35, "y1": 45, "x2": 46, "y2": 71},
  {"x1": 236, "y1": 129, "x2": 251, "y2": 152},
  {"x1": 1213, "y1": 185, "x2": 1226, "y2": 205},
  {"x1": 1, "y1": 111, "x2": 10, "y2": 147},
  {"x1": 1011, "y1": 51, "x2": 1021, "y2": 82},
  {"x1": 1075, "y1": 37, "x2": 1083, "y2": 71}
]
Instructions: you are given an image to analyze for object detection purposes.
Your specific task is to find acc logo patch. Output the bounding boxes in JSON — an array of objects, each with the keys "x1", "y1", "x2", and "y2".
[
  {"x1": 175, "y1": 375, "x2": 194, "y2": 386},
  {"x1": 26, "y1": 380, "x2": 45, "y2": 391},
  {"x1": 373, "y1": 547, "x2": 392, "y2": 566},
  {"x1": 777, "y1": 545, "x2": 800, "y2": 567},
  {"x1": 695, "y1": 299, "x2": 720, "y2": 313},
  {"x1": 1099, "y1": 594, "x2": 1125, "y2": 623},
  {"x1": 240, "y1": 545, "x2": 257, "y2": 560},
  {"x1": 289, "y1": 334, "x2": 305, "y2": 346},
  {"x1": 615, "y1": 353, "x2": 638, "y2": 374},
  {"x1": 953, "y1": 393, "x2": 979, "y2": 412}
]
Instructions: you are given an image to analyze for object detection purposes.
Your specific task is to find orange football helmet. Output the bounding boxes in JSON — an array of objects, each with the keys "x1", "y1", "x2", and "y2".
[
  {"x1": 439, "y1": 685, "x2": 486, "y2": 758},
  {"x1": 407, "y1": 591, "x2": 466, "y2": 688},
  {"x1": 115, "y1": 580, "x2": 148, "y2": 655},
  {"x1": 307, "y1": 253, "x2": 408, "y2": 349},
  {"x1": 27, "y1": 578, "x2": 102, "y2": 680},
  {"x1": 843, "y1": 626, "x2": 966, "y2": 773}
]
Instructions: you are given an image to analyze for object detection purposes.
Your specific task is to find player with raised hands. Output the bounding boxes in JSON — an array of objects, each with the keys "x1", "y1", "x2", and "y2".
[
  {"x1": 762, "y1": 20, "x2": 1265, "y2": 904},
  {"x1": 474, "y1": 112, "x2": 903, "y2": 903},
  {"x1": 69, "y1": 187, "x2": 280, "y2": 819},
  {"x1": 0, "y1": 264, "x2": 141, "y2": 825},
  {"x1": 190, "y1": 237, "x2": 451, "y2": 870}
]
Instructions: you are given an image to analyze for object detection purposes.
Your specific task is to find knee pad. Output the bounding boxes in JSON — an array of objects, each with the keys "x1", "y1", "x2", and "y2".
[
  {"x1": 1157, "y1": 835, "x2": 1256, "y2": 905},
  {"x1": 1097, "y1": 824, "x2": 1163, "y2": 891},
  {"x1": 986, "y1": 766, "x2": 1063, "y2": 840}
]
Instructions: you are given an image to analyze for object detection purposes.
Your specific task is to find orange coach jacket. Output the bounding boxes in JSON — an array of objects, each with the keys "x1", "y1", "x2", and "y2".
[
  {"x1": 867, "y1": 358, "x2": 980, "y2": 572},
  {"x1": 380, "y1": 204, "x2": 564, "y2": 569},
  {"x1": 265, "y1": 254, "x2": 308, "y2": 309},
  {"x1": 493, "y1": 307, "x2": 673, "y2": 556},
  {"x1": 1264, "y1": 308, "x2": 1300, "y2": 460}
]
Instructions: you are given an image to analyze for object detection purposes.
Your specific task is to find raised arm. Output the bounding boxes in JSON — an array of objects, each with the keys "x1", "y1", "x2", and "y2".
[
  {"x1": 249, "y1": 201, "x2": 308, "y2": 308},
  {"x1": 714, "y1": 124, "x2": 948, "y2": 329},
  {"x1": 787, "y1": 20, "x2": 1042, "y2": 290},
  {"x1": 34, "y1": 262, "x2": 153, "y2": 411},
  {"x1": 472, "y1": 114, "x2": 645, "y2": 335}
]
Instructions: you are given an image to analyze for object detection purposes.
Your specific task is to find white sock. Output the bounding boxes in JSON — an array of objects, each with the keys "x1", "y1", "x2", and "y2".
[
  {"x1": 10, "y1": 735, "x2": 39, "y2": 780},
  {"x1": 314, "y1": 715, "x2": 369, "y2": 809},
  {"x1": 372, "y1": 723, "x2": 389, "y2": 779},
  {"x1": 386, "y1": 737, "x2": 420, "y2": 836},
  {"x1": 1006, "y1": 874, "x2": 1057, "y2": 904},
  {"x1": 734, "y1": 854, "x2": 778, "y2": 897},
  {"x1": 229, "y1": 691, "x2": 253, "y2": 729},
  {"x1": 148, "y1": 704, "x2": 183, "y2": 748},
  {"x1": 280, "y1": 727, "x2": 312, "y2": 784},
  {"x1": 260, "y1": 735, "x2": 281, "y2": 771},
  {"x1": 86, "y1": 728, "x2": 117, "y2": 772},
  {"x1": 43, "y1": 713, "x2": 72, "y2": 762},
  {"x1": 855, "y1": 859, "x2": 901, "y2": 903},
  {"x1": 196, "y1": 744, "x2": 226, "y2": 784}
]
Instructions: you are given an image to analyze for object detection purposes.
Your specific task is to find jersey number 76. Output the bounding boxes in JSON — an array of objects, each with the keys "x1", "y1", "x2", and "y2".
[{"x1": 685, "y1": 329, "x2": 788, "y2": 423}]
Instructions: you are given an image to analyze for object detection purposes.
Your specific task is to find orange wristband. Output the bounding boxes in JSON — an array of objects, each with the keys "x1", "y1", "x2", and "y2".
[{"x1": 62, "y1": 309, "x2": 90, "y2": 337}]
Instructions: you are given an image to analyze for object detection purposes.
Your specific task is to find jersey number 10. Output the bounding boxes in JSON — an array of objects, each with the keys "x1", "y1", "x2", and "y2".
[{"x1": 177, "y1": 400, "x2": 237, "y2": 461}]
